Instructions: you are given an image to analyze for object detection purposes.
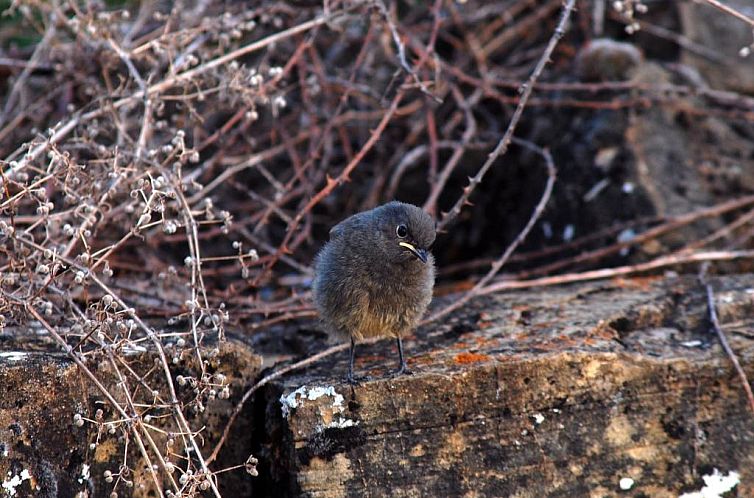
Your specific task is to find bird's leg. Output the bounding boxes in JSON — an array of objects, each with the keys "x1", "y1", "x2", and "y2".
[
  {"x1": 394, "y1": 336, "x2": 413, "y2": 376},
  {"x1": 346, "y1": 336, "x2": 358, "y2": 385},
  {"x1": 346, "y1": 336, "x2": 372, "y2": 385}
]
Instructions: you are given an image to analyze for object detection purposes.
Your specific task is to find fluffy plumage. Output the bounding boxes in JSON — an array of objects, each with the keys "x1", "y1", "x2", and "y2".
[{"x1": 313, "y1": 201, "x2": 436, "y2": 382}]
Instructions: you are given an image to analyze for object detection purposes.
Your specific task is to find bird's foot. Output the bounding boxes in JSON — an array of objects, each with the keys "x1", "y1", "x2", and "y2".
[
  {"x1": 345, "y1": 373, "x2": 373, "y2": 386},
  {"x1": 390, "y1": 363, "x2": 414, "y2": 377}
]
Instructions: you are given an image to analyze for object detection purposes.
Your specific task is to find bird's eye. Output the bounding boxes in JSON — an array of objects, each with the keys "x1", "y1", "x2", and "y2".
[{"x1": 396, "y1": 224, "x2": 408, "y2": 238}]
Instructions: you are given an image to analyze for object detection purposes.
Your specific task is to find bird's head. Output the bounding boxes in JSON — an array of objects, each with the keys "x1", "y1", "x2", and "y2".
[{"x1": 374, "y1": 201, "x2": 436, "y2": 265}]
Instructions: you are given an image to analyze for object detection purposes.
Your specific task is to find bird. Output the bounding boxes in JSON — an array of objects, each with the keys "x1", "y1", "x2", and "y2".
[{"x1": 312, "y1": 201, "x2": 436, "y2": 384}]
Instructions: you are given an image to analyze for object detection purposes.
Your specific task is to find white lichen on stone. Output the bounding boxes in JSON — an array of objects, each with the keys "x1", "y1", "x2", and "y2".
[
  {"x1": 121, "y1": 344, "x2": 148, "y2": 355},
  {"x1": 78, "y1": 463, "x2": 90, "y2": 484},
  {"x1": 0, "y1": 352, "x2": 28, "y2": 362},
  {"x1": 619, "y1": 477, "x2": 634, "y2": 490},
  {"x1": 2, "y1": 468, "x2": 32, "y2": 496},
  {"x1": 681, "y1": 340, "x2": 703, "y2": 348},
  {"x1": 679, "y1": 469, "x2": 740, "y2": 498},
  {"x1": 280, "y1": 385, "x2": 358, "y2": 430},
  {"x1": 280, "y1": 385, "x2": 345, "y2": 418},
  {"x1": 325, "y1": 417, "x2": 357, "y2": 429}
]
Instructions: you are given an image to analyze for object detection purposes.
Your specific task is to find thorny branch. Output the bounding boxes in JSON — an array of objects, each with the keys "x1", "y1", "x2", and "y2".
[
  {"x1": 2, "y1": 0, "x2": 754, "y2": 494},
  {"x1": 428, "y1": 137, "x2": 557, "y2": 322},
  {"x1": 434, "y1": 0, "x2": 576, "y2": 232}
]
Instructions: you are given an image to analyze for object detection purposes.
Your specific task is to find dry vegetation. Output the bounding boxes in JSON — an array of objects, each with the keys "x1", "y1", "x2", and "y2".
[{"x1": 1, "y1": 0, "x2": 754, "y2": 496}]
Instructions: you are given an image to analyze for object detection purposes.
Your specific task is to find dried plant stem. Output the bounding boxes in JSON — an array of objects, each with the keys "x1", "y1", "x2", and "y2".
[
  {"x1": 422, "y1": 86, "x2": 480, "y2": 216},
  {"x1": 26, "y1": 306, "x2": 170, "y2": 498},
  {"x1": 259, "y1": 88, "x2": 407, "y2": 280},
  {"x1": 436, "y1": 0, "x2": 576, "y2": 232},
  {"x1": 481, "y1": 250, "x2": 754, "y2": 293},
  {"x1": 515, "y1": 195, "x2": 754, "y2": 280},
  {"x1": 698, "y1": 0, "x2": 754, "y2": 27},
  {"x1": 698, "y1": 267, "x2": 754, "y2": 416},
  {"x1": 2, "y1": 5, "x2": 358, "y2": 174},
  {"x1": 13, "y1": 234, "x2": 222, "y2": 498},
  {"x1": 4, "y1": 1, "x2": 754, "y2": 493},
  {"x1": 426, "y1": 139, "x2": 556, "y2": 323}
]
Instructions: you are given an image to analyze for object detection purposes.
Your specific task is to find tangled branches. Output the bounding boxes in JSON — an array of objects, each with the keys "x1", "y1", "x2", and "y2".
[{"x1": 2, "y1": 0, "x2": 754, "y2": 495}]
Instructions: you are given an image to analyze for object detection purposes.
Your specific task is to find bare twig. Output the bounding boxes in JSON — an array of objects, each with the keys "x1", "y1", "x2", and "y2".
[
  {"x1": 258, "y1": 87, "x2": 408, "y2": 281},
  {"x1": 514, "y1": 195, "x2": 754, "y2": 280},
  {"x1": 426, "y1": 138, "x2": 556, "y2": 322},
  {"x1": 374, "y1": 0, "x2": 440, "y2": 102},
  {"x1": 2, "y1": 5, "x2": 359, "y2": 174},
  {"x1": 26, "y1": 306, "x2": 170, "y2": 498},
  {"x1": 697, "y1": 0, "x2": 754, "y2": 27},
  {"x1": 435, "y1": 0, "x2": 577, "y2": 232},
  {"x1": 698, "y1": 265, "x2": 754, "y2": 416},
  {"x1": 481, "y1": 250, "x2": 754, "y2": 293},
  {"x1": 422, "y1": 86, "x2": 480, "y2": 216}
]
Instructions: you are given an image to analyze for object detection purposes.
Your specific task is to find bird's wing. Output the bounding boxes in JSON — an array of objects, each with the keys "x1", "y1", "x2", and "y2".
[{"x1": 329, "y1": 211, "x2": 369, "y2": 240}]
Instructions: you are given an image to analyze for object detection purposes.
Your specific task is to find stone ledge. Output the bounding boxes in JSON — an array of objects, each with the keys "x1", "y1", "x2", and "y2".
[
  {"x1": 0, "y1": 340, "x2": 260, "y2": 497},
  {"x1": 261, "y1": 275, "x2": 754, "y2": 498}
]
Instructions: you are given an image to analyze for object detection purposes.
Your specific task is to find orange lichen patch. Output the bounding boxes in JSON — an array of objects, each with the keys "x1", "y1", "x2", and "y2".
[
  {"x1": 612, "y1": 275, "x2": 660, "y2": 291},
  {"x1": 454, "y1": 352, "x2": 491, "y2": 364}
]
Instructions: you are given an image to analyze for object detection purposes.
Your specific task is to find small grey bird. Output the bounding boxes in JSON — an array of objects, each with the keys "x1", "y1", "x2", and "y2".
[{"x1": 313, "y1": 201, "x2": 436, "y2": 384}]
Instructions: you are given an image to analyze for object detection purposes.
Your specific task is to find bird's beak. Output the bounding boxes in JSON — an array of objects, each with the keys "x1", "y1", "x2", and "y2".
[{"x1": 399, "y1": 241, "x2": 429, "y2": 264}]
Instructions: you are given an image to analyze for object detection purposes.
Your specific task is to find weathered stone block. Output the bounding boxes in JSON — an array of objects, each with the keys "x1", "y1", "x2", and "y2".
[
  {"x1": 262, "y1": 275, "x2": 754, "y2": 497},
  {"x1": 0, "y1": 340, "x2": 260, "y2": 497}
]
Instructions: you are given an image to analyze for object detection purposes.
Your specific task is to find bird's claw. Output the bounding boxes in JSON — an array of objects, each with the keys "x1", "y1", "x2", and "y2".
[
  {"x1": 390, "y1": 364, "x2": 414, "y2": 377},
  {"x1": 345, "y1": 374, "x2": 373, "y2": 386}
]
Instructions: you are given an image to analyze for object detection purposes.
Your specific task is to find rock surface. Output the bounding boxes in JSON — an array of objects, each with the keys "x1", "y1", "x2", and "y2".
[
  {"x1": 3, "y1": 275, "x2": 754, "y2": 497},
  {"x1": 679, "y1": 1, "x2": 754, "y2": 93},
  {"x1": 260, "y1": 275, "x2": 754, "y2": 497},
  {"x1": 0, "y1": 339, "x2": 261, "y2": 497}
]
